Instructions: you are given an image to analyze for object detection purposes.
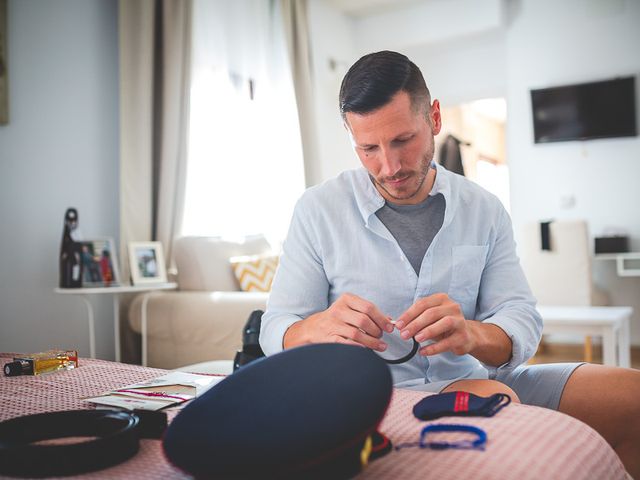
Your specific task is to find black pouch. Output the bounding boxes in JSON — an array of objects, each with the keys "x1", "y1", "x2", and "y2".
[{"x1": 413, "y1": 391, "x2": 511, "y2": 421}]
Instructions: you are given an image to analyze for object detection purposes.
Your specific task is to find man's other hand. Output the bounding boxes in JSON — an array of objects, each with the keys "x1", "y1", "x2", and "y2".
[
  {"x1": 395, "y1": 293, "x2": 476, "y2": 356},
  {"x1": 283, "y1": 293, "x2": 394, "y2": 352}
]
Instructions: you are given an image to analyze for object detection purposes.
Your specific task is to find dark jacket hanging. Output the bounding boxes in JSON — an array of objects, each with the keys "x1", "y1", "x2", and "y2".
[{"x1": 438, "y1": 134, "x2": 465, "y2": 176}]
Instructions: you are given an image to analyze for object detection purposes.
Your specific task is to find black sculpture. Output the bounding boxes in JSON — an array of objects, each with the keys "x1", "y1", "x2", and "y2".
[{"x1": 59, "y1": 208, "x2": 83, "y2": 288}]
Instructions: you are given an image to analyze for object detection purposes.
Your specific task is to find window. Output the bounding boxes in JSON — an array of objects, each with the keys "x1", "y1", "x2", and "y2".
[{"x1": 181, "y1": 0, "x2": 305, "y2": 247}]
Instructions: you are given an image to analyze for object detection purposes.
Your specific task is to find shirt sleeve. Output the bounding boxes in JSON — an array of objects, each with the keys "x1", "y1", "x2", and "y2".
[
  {"x1": 259, "y1": 195, "x2": 330, "y2": 356},
  {"x1": 476, "y1": 205, "x2": 543, "y2": 375}
]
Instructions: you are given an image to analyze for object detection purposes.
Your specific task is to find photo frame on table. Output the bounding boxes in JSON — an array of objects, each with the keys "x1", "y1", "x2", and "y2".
[
  {"x1": 128, "y1": 241, "x2": 167, "y2": 285},
  {"x1": 80, "y1": 238, "x2": 120, "y2": 287}
]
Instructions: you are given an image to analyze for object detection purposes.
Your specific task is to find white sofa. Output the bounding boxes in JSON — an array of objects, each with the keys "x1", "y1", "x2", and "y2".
[{"x1": 128, "y1": 236, "x2": 270, "y2": 369}]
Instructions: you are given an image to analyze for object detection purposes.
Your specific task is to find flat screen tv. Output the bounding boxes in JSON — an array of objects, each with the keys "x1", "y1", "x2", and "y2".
[{"x1": 531, "y1": 76, "x2": 637, "y2": 143}]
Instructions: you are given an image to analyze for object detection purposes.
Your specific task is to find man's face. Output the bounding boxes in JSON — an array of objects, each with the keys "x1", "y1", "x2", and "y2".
[{"x1": 345, "y1": 91, "x2": 441, "y2": 205}]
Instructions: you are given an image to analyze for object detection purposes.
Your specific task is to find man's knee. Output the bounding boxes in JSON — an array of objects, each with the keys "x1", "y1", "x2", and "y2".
[{"x1": 443, "y1": 379, "x2": 520, "y2": 403}]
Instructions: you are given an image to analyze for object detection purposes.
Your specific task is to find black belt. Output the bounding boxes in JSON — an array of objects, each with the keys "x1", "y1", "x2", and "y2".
[{"x1": 0, "y1": 409, "x2": 166, "y2": 478}]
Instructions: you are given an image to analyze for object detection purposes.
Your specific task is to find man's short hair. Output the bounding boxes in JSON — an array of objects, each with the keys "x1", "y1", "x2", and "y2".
[{"x1": 339, "y1": 50, "x2": 431, "y2": 120}]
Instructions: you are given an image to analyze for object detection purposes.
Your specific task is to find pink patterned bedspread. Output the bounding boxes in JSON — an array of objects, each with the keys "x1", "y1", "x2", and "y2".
[{"x1": 0, "y1": 355, "x2": 627, "y2": 479}]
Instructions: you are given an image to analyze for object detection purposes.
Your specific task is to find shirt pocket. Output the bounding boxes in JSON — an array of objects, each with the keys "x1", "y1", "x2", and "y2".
[{"x1": 449, "y1": 245, "x2": 489, "y2": 319}]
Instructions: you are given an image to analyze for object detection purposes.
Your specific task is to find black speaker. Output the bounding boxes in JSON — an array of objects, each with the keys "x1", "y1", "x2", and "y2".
[{"x1": 595, "y1": 236, "x2": 628, "y2": 254}]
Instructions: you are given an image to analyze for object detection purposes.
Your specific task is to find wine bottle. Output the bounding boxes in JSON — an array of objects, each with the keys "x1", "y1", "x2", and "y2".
[{"x1": 59, "y1": 208, "x2": 83, "y2": 288}]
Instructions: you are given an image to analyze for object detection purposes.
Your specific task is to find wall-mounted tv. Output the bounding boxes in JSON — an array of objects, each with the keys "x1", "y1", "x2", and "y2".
[{"x1": 531, "y1": 76, "x2": 637, "y2": 143}]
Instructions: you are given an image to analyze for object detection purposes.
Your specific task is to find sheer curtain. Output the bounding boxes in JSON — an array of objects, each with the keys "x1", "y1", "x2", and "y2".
[
  {"x1": 280, "y1": 0, "x2": 320, "y2": 188},
  {"x1": 181, "y1": 0, "x2": 306, "y2": 247},
  {"x1": 119, "y1": 0, "x2": 192, "y2": 364}
]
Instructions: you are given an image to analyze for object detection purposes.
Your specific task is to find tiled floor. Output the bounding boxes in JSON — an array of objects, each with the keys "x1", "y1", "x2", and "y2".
[{"x1": 529, "y1": 342, "x2": 640, "y2": 369}]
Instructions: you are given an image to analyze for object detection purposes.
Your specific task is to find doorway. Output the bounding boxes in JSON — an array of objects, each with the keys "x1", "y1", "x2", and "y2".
[{"x1": 438, "y1": 97, "x2": 509, "y2": 212}]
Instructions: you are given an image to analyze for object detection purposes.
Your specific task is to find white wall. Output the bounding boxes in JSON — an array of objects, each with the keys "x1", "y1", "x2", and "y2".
[
  {"x1": 404, "y1": 30, "x2": 506, "y2": 109},
  {"x1": 353, "y1": 0, "x2": 506, "y2": 110},
  {"x1": 0, "y1": 0, "x2": 120, "y2": 358},
  {"x1": 307, "y1": 0, "x2": 360, "y2": 182},
  {"x1": 352, "y1": 0, "x2": 503, "y2": 54},
  {"x1": 505, "y1": 0, "x2": 640, "y2": 344}
]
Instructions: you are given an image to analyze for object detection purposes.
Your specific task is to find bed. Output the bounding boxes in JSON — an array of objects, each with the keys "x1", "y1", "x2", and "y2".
[{"x1": 0, "y1": 354, "x2": 628, "y2": 479}]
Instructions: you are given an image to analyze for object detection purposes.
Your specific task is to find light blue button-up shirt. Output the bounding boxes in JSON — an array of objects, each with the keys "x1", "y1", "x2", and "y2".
[{"x1": 260, "y1": 163, "x2": 542, "y2": 387}]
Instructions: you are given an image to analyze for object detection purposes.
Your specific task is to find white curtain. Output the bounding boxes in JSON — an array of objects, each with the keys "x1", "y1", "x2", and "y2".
[
  {"x1": 154, "y1": 0, "x2": 192, "y2": 264},
  {"x1": 119, "y1": 0, "x2": 192, "y2": 273},
  {"x1": 280, "y1": 0, "x2": 320, "y2": 188},
  {"x1": 181, "y1": 0, "x2": 305, "y2": 247},
  {"x1": 119, "y1": 0, "x2": 155, "y2": 282},
  {"x1": 118, "y1": 0, "x2": 192, "y2": 363}
]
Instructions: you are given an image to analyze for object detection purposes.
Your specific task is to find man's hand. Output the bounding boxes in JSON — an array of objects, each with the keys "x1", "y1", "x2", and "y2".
[
  {"x1": 395, "y1": 293, "x2": 475, "y2": 356},
  {"x1": 283, "y1": 293, "x2": 394, "y2": 352},
  {"x1": 395, "y1": 293, "x2": 513, "y2": 366}
]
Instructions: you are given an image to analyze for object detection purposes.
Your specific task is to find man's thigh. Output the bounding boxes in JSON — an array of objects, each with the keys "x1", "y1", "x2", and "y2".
[
  {"x1": 495, "y1": 362, "x2": 583, "y2": 410},
  {"x1": 558, "y1": 363, "x2": 640, "y2": 445}
]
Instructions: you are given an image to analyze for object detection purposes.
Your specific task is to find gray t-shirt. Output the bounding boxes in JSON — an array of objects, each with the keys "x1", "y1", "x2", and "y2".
[{"x1": 375, "y1": 193, "x2": 446, "y2": 275}]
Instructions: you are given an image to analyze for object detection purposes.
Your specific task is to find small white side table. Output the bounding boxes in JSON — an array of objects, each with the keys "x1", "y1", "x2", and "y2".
[
  {"x1": 538, "y1": 306, "x2": 632, "y2": 367},
  {"x1": 594, "y1": 252, "x2": 640, "y2": 277},
  {"x1": 55, "y1": 283, "x2": 177, "y2": 361}
]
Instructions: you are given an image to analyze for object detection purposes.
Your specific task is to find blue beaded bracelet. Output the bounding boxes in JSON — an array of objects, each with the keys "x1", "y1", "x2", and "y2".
[{"x1": 396, "y1": 424, "x2": 487, "y2": 451}]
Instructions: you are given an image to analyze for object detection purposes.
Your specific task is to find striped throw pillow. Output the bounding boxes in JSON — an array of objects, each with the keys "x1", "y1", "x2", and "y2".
[{"x1": 229, "y1": 254, "x2": 279, "y2": 292}]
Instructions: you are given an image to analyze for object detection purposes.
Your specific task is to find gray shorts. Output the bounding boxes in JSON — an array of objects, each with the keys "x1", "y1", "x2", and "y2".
[{"x1": 403, "y1": 362, "x2": 585, "y2": 411}]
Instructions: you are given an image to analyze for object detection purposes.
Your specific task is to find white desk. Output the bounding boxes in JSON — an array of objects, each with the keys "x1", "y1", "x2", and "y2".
[
  {"x1": 55, "y1": 283, "x2": 177, "y2": 361},
  {"x1": 594, "y1": 252, "x2": 640, "y2": 277},
  {"x1": 538, "y1": 306, "x2": 632, "y2": 367}
]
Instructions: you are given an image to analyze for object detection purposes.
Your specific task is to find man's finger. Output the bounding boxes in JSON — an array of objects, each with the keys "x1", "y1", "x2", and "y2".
[
  {"x1": 414, "y1": 315, "x2": 455, "y2": 342},
  {"x1": 334, "y1": 337, "x2": 364, "y2": 348},
  {"x1": 343, "y1": 311, "x2": 383, "y2": 339},
  {"x1": 399, "y1": 305, "x2": 451, "y2": 339},
  {"x1": 419, "y1": 337, "x2": 453, "y2": 356},
  {"x1": 395, "y1": 293, "x2": 448, "y2": 329},
  {"x1": 340, "y1": 324, "x2": 387, "y2": 352},
  {"x1": 344, "y1": 294, "x2": 394, "y2": 333}
]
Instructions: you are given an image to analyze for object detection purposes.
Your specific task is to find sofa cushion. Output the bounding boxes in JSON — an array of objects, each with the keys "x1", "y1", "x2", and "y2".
[
  {"x1": 229, "y1": 254, "x2": 279, "y2": 292},
  {"x1": 174, "y1": 236, "x2": 272, "y2": 291}
]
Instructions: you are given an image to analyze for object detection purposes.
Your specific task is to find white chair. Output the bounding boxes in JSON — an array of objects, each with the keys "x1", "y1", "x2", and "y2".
[{"x1": 521, "y1": 220, "x2": 608, "y2": 362}]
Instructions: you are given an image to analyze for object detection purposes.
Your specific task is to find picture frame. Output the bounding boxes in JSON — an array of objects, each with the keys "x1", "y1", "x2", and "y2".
[
  {"x1": 128, "y1": 241, "x2": 167, "y2": 285},
  {"x1": 80, "y1": 238, "x2": 120, "y2": 287}
]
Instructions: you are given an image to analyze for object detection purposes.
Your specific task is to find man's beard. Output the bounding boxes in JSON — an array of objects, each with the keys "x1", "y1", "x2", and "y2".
[{"x1": 373, "y1": 148, "x2": 434, "y2": 202}]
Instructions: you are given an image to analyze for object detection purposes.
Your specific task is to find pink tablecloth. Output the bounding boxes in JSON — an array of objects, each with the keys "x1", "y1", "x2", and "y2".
[{"x1": 0, "y1": 355, "x2": 627, "y2": 479}]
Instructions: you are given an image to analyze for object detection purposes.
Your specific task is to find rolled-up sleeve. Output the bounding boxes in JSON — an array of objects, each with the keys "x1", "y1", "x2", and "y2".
[
  {"x1": 476, "y1": 206, "x2": 543, "y2": 375},
  {"x1": 259, "y1": 195, "x2": 330, "y2": 355}
]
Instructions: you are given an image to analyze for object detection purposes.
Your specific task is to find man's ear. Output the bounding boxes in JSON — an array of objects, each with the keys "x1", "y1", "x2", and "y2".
[
  {"x1": 343, "y1": 117, "x2": 356, "y2": 147},
  {"x1": 342, "y1": 115, "x2": 352, "y2": 133},
  {"x1": 429, "y1": 99, "x2": 442, "y2": 135}
]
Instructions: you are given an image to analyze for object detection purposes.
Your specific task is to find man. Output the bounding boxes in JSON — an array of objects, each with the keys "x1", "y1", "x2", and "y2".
[{"x1": 260, "y1": 51, "x2": 639, "y2": 476}]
